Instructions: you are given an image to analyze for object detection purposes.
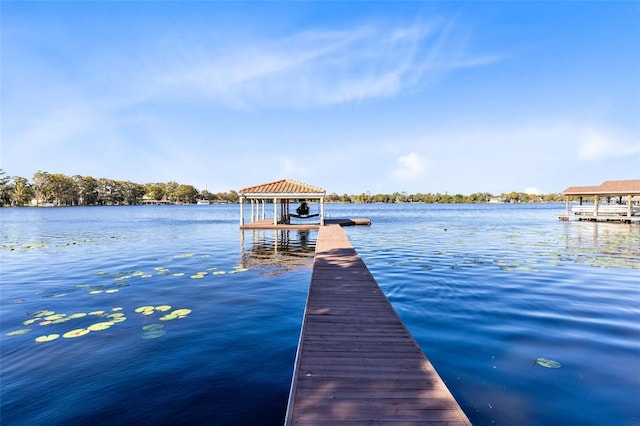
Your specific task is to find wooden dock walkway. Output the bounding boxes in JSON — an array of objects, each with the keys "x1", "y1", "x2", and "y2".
[{"x1": 285, "y1": 225, "x2": 471, "y2": 425}]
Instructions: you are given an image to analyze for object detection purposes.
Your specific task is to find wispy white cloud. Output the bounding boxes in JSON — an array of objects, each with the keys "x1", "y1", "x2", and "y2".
[
  {"x1": 392, "y1": 152, "x2": 428, "y2": 181},
  {"x1": 577, "y1": 129, "x2": 640, "y2": 161},
  {"x1": 142, "y1": 20, "x2": 499, "y2": 109}
]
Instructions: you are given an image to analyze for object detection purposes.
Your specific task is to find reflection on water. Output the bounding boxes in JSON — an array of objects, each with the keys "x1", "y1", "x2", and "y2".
[
  {"x1": 560, "y1": 221, "x2": 639, "y2": 268},
  {"x1": 240, "y1": 230, "x2": 317, "y2": 275}
]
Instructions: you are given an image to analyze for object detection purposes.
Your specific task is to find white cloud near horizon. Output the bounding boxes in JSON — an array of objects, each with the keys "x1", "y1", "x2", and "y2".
[
  {"x1": 577, "y1": 129, "x2": 640, "y2": 161},
  {"x1": 524, "y1": 187, "x2": 540, "y2": 195},
  {"x1": 392, "y1": 152, "x2": 427, "y2": 181}
]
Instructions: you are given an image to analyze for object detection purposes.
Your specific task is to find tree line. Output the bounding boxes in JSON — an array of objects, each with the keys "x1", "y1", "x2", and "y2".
[
  {"x1": 324, "y1": 191, "x2": 561, "y2": 204},
  {"x1": 0, "y1": 169, "x2": 561, "y2": 207},
  {"x1": 0, "y1": 170, "x2": 238, "y2": 206}
]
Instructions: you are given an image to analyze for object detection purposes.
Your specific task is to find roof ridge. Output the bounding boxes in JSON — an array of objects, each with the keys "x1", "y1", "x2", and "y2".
[{"x1": 238, "y1": 179, "x2": 325, "y2": 195}]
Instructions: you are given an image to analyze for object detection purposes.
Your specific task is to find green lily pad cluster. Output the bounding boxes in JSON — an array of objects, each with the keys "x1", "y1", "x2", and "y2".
[
  {"x1": 3, "y1": 235, "x2": 124, "y2": 252},
  {"x1": 134, "y1": 305, "x2": 192, "y2": 339},
  {"x1": 495, "y1": 259, "x2": 541, "y2": 273},
  {"x1": 6, "y1": 304, "x2": 194, "y2": 342},
  {"x1": 4, "y1": 307, "x2": 127, "y2": 342},
  {"x1": 135, "y1": 305, "x2": 191, "y2": 321},
  {"x1": 190, "y1": 265, "x2": 248, "y2": 278}
]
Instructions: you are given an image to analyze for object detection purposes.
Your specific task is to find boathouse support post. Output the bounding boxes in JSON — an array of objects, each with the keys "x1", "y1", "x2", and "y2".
[
  {"x1": 594, "y1": 196, "x2": 599, "y2": 217},
  {"x1": 251, "y1": 200, "x2": 256, "y2": 222},
  {"x1": 240, "y1": 197, "x2": 244, "y2": 226},
  {"x1": 628, "y1": 195, "x2": 632, "y2": 217},
  {"x1": 320, "y1": 198, "x2": 325, "y2": 225},
  {"x1": 254, "y1": 200, "x2": 258, "y2": 222},
  {"x1": 273, "y1": 198, "x2": 277, "y2": 226},
  {"x1": 565, "y1": 196, "x2": 569, "y2": 216},
  {"x1": 262, "y1": 200, "x2": 266, "y2": 220}
]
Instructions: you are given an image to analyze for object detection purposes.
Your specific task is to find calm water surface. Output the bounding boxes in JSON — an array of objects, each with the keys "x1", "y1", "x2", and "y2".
[{"x1": 1, "y1": 204, "x2": 639, "y2": 425}]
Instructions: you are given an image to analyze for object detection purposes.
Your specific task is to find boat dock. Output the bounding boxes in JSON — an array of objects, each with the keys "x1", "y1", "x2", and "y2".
[
  {"x1": 559, "y1": 179, "x2": 640, "y2": 224},
  {"x1": 285, "y1": 224, "x2": 471, "y2": 425},
  {"x1": 240, "y1": 218, "x2": 371, "y2": 230}
]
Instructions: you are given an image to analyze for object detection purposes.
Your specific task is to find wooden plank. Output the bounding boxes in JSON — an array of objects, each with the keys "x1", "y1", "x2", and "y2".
[{"x1": 285, "y1": 225, "x2": 471, "y2": 425}]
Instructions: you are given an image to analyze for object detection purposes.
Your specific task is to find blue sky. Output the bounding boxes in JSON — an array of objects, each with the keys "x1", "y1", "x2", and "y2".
[{"x1": 2, "y1": 1, "x2": 639, "y2": 195}]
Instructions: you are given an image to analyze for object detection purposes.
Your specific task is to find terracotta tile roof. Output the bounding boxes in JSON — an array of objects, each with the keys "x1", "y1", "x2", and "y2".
[
  {"x1": 562, "y1": 179, "x2": 640, "y2": 195},
  {"x1": 239, "y1": 179, "x2": 326, "y2": 197}
]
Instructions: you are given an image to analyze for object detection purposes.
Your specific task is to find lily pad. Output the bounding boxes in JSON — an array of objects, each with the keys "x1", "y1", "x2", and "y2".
[
  {"x1": 23, "y1": 318, "x2": 38, "y2": 326},
  {"x1": 155, "y1": 305, "x2": 172, "y2": 312},
  {"x1": 87, "y1": 322, "x2": 115, "y2": 331},
  {"x1": 171, "y1": 273, "x2": 184, "y2": 277},
  {"x1": 105, "y1": 289, "x2": 119, "y2": 294},
  {"x1": 63, "y1": 329, "x2": 90, "y2": 338},
  {"x1": 142, "y1": 324, "x2": 164, "y2": 331},
  {"x1": 110, "y1": 316, "x2": 127, "y2": 323},
  {"x1": 141, "y1": 329, "x2": 166, "y2": 339},
  {"x1": 135, "y1": 306, "x2": 154, "y2": 313},
  {"x1": 535, "y1": 358, "x2": 561, "y2": 368},
  {"x1": 88, "y1": 290, "x2": 103, "y2": 294},
  {"x1": 159, "y1": 314, "x2": 178, "y2": 321},
  {"x1": 112, "y1": 307, "x2": 123, "y2": 311},
  {"x1": 35, "y1": 334, "x2": 60, "y2": 342},
  {"x1": 68, "y1": 313, "x2": 87, "y2": 319},
  {"x1": 7, "y1": 329, "x2": 31, "y2": 336},
  {"x1": 89, "y1": 311, "x2": 106, "y2": 316},
  {"x1": 44, "y1": 314, "x2": 65, "y2": 321},
  {"x1": 172, "y1": 309, "x2": 191, "y2": 317}
]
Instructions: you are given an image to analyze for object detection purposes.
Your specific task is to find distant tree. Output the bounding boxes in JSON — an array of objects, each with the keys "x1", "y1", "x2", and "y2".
[
  {"x1": 200, "y1": 189, "x2": 214, "y2": 202},
  {"x1": 121, "y1": 181, "x2": 146, "y2": 205},
  {"x1": 452, "y1": 194, "x2": 465, "y2": 203},
  {"x1": 32, "y1": 171, "x2": 53, "y2": 205},
  {"x1": 0, "y1": 170, "x2": 12, "y2": 206},
  {"x1": 145, "y1": 183, "x2": 165, "y2": 201},
  {"x1": 325, "y1": 192, "x2": 341, "y2": 203},
  {"x1": 12, "y1": 176, "x2": 33, "y2": 206},
  {"x1": 164, "y1": 181, "x2": 180, "y2": 202},
  {"x1": 542, "y1": 193, "x2": 560, "y2": 202},
  {"x1": 174, "y1": 184, "x2": 198, "y2": 204},
  {"x1": 225, "y1": 190, "x2": 239, "y2": 203},
  {"x1": 46, "y1": 173, "x2": 77, "y2": 206},
  {"x1": 74, "y1": 175, "x2": 99, "y2": 205}
]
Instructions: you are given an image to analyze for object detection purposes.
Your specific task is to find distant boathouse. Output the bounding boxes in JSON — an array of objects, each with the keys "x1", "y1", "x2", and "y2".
[{"x1": 559, "y1": 179, "x2": 640, "y2": 223}]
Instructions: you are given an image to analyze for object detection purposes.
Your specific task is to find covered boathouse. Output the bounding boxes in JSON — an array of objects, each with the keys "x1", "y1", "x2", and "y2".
[
  {"x1": 559, "y1": 179, "x2": 640, "y2": 223},
  {"x1": 238, "y1": 179, "x2": 326, "y2": 228}
]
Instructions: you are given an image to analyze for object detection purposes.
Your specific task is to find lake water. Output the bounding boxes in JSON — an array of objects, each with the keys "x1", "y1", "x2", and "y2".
[{"x1": 1, "y1": 204, "x2": 638, "y2": 425}]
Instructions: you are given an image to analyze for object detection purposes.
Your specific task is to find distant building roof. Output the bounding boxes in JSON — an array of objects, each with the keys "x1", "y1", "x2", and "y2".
[
  {"x1": 238, "y1": 179, "x2": 326, "y2": 198},
  {"x1": 562, "y1": 179, "x2": 640, "y2": 196}
]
